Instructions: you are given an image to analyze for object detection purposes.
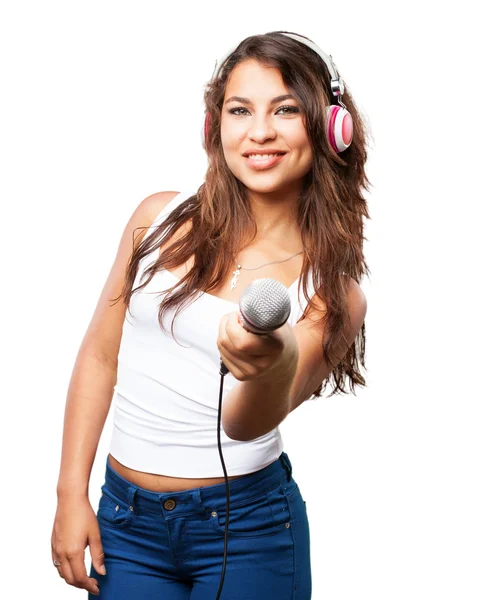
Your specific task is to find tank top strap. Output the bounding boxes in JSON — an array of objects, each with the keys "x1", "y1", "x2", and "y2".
[
  {"x1": 134, "y1": 190, "x2": 196, "y2": 286},
  {"x1": 143, "y1": 190, "x2": 196, "y2": 243}
]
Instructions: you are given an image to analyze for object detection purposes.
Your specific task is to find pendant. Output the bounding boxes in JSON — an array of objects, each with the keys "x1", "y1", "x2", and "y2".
[{"x1": 231, "y1": 266, "x2": 241, "y2": 290}]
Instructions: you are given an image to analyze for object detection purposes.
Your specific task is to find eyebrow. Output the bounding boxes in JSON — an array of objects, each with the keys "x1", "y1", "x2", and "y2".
[{"x1": 225, "y1": 94, "x2": 296, "y2": 105}]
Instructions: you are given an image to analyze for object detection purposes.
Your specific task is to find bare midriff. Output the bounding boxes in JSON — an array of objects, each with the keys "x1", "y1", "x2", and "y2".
[{"x1": 108, "y1": 454, "x2": 247, "y2": 492}]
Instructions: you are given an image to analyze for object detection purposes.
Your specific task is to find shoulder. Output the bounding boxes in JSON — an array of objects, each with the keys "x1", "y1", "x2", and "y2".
[
  {"x1": 129, "y1": 191, "x2": 181, "y2": 252},
  {"x1": 302, "y1": 275, "x2": 367, "y2": 337},
  {"x1": 303, "y1": 276, "x2": 366, "y2": 323},
  {"x1": 140, "y1": 191, "x2": 182, "y2": 224}
]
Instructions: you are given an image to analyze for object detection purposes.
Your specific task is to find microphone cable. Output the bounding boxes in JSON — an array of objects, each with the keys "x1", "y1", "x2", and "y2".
[
  {"x1": 214, "y1": 278, "x2": 291, "y2": 599},
  {"x1": 214, "y1": 359, "x2": 231, "y2": 600}
]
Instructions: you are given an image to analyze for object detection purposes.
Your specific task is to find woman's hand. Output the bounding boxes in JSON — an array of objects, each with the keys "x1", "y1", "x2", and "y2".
[
  {"x1": 51, "y1": 495, "x2": 105, "y2": 596},
  {"x1": 217, "y1": 310, "x2": 298, "y2": 382}
]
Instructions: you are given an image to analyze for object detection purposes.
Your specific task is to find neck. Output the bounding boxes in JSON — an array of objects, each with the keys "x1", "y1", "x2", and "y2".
[{"x1": 244, "y1": 188, "x2": 302, "y2": 244}]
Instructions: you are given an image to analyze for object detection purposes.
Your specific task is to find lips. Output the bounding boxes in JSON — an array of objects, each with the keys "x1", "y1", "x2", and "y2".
[{"x1": 243, "y1": 153, "x2": 287, "y2": 170}]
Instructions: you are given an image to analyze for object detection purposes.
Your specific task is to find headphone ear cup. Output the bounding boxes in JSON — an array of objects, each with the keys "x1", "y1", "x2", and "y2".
[{"x1": 327, "y1": 105, "x2": 353, "y2": 153}]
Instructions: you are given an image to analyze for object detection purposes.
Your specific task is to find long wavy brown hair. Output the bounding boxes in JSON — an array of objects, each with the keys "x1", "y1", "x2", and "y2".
[{"x1": 112, "y1": 30, "x2": 373, "y2": 398}]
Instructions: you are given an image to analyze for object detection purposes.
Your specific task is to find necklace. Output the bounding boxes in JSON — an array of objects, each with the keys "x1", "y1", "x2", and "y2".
[{"x1": 230, "y1": 250, "x2": 304, "y2": 290}]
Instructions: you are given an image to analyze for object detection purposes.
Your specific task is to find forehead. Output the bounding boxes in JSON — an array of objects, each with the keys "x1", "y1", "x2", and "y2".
[{"x1": 224, "y1": 59, "x2": 287, "y2": 95}]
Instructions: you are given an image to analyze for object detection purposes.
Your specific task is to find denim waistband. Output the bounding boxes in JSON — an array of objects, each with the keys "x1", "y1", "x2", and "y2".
[{"x1": 101, "y1": 452, "x2": 294, "y2": 517}]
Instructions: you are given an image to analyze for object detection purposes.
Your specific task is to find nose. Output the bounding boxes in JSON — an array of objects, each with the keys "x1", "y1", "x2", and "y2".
[{"x1": 247, "y1": 114, "x2": 277, "y2": 143}]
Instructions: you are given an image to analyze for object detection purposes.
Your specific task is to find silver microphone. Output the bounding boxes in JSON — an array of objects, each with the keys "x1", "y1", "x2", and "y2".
[{"x1": 220, "y1": 278, "x2": 291, "y2": 375}]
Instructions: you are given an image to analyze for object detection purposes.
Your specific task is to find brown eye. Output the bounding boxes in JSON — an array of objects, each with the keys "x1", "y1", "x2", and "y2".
[
  {"x1": 228, "y1": 107, "x2": 249, "y2": 116},
  {"x1": 276, "y1": 106, "x2": 299, "y2": 115}
]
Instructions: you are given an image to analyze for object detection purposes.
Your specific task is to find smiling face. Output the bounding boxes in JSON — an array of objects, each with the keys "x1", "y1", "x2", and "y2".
[{"x1": 220, "y1": 59, "x2": 313, "y2": 201}]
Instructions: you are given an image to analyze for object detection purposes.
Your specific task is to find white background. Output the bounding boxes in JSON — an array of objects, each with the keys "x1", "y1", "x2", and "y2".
[{"x1": 1, "y1": 1, "x2": 477, "y2": 599}]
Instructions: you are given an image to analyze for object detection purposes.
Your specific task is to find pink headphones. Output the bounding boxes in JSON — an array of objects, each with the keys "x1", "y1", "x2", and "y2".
[{"x1": 201, "y1": 32, "x2": 353, "y2": 154}]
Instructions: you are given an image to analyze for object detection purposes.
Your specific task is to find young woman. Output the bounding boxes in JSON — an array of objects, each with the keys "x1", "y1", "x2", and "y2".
[{"x1": 51, "y1": 30, "x2": 371, "y2": 599}]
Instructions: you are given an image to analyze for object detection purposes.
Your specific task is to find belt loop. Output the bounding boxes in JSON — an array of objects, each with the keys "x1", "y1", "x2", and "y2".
[
  {"x1": 280, "y1": 452, "x2": 292, "y2": 482},
  {"x1": 127, "y1": 485, "x2": 138, "y2": 511}
]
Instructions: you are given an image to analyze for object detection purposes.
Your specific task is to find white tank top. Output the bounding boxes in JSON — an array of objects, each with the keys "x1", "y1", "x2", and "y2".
[{"x1": 108, "y1": 190, "x2": 317, "y2": 477}]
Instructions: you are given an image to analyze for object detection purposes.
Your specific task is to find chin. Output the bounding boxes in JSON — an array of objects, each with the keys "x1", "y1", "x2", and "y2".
[{"x1": 241, "y1": 180, "x2": 294, "y2": 195}]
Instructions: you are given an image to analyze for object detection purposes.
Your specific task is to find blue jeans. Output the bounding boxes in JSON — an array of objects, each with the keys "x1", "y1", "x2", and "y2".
[{"x1": 89, "y1": 452, "x2": 311, "y2": 599}]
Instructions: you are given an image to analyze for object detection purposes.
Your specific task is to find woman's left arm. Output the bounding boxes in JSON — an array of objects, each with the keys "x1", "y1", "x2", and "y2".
[{"x1": 219, "y1": 279, "x2": 367, "y2": 441}]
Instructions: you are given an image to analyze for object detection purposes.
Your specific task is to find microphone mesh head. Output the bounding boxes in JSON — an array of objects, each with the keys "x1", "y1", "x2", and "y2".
[{"x1": 239, "y1": 278, "x2": 291, "y2": 333}]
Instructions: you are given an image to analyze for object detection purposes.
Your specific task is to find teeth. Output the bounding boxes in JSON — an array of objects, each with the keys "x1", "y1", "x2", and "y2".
[{"x1": 246, "y1": 153, "x2": 283, "y2": 159}]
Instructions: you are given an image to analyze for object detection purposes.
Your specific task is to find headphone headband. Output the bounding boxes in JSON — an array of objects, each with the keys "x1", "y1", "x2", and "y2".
[{"x1": 209, "y1": 32, "x2": 345, "y2": 99}]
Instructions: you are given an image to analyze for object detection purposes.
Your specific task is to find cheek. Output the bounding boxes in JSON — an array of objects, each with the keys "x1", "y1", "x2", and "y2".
[
  {"x1": 302, "y1": 145, "x2": 314, "y2": 163},
  {"x1": 221, "y1": 129, "x2": 239, "y2": 156},
  {"x1": 295, "y1": 133, "x2": 313, "y2": 161},
  {"x1": 222, "y1": 121, "x2": 244, "y2": 144},
  {"x1": 283, "y1": 124, "x2": 310, "y2": 151}
]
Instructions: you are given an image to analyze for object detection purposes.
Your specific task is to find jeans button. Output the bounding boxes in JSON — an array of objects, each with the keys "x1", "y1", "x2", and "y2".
[{"x1": 164, "y1": 499, "x2": 176, "y2": 511}]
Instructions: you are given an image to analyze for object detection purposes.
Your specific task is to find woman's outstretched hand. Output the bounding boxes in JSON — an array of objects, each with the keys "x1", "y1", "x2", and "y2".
[
  {"x1": 51, "y1": 495, "x2": 105, "y2": 596},
  {"x1": 217, "y1": 310, "x2": 298, "y2": 382}
]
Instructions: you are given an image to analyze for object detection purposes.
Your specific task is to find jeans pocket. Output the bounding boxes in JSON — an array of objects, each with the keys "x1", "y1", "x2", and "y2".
[
  {"x1": 208, "y1": 483, "x2": 293, "y2": 539},
  {"x1": 96, "y1": 486, "x2": 135, "y2": 530}
]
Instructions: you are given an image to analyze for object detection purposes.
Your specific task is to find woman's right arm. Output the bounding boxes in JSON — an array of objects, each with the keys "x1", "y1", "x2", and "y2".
[
  {"x1": 56, "y1": 190, "x2": 179, "y2": 499},
  {"x1": 52, "y1": 190, "x2": 179, "y2": 595}
]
